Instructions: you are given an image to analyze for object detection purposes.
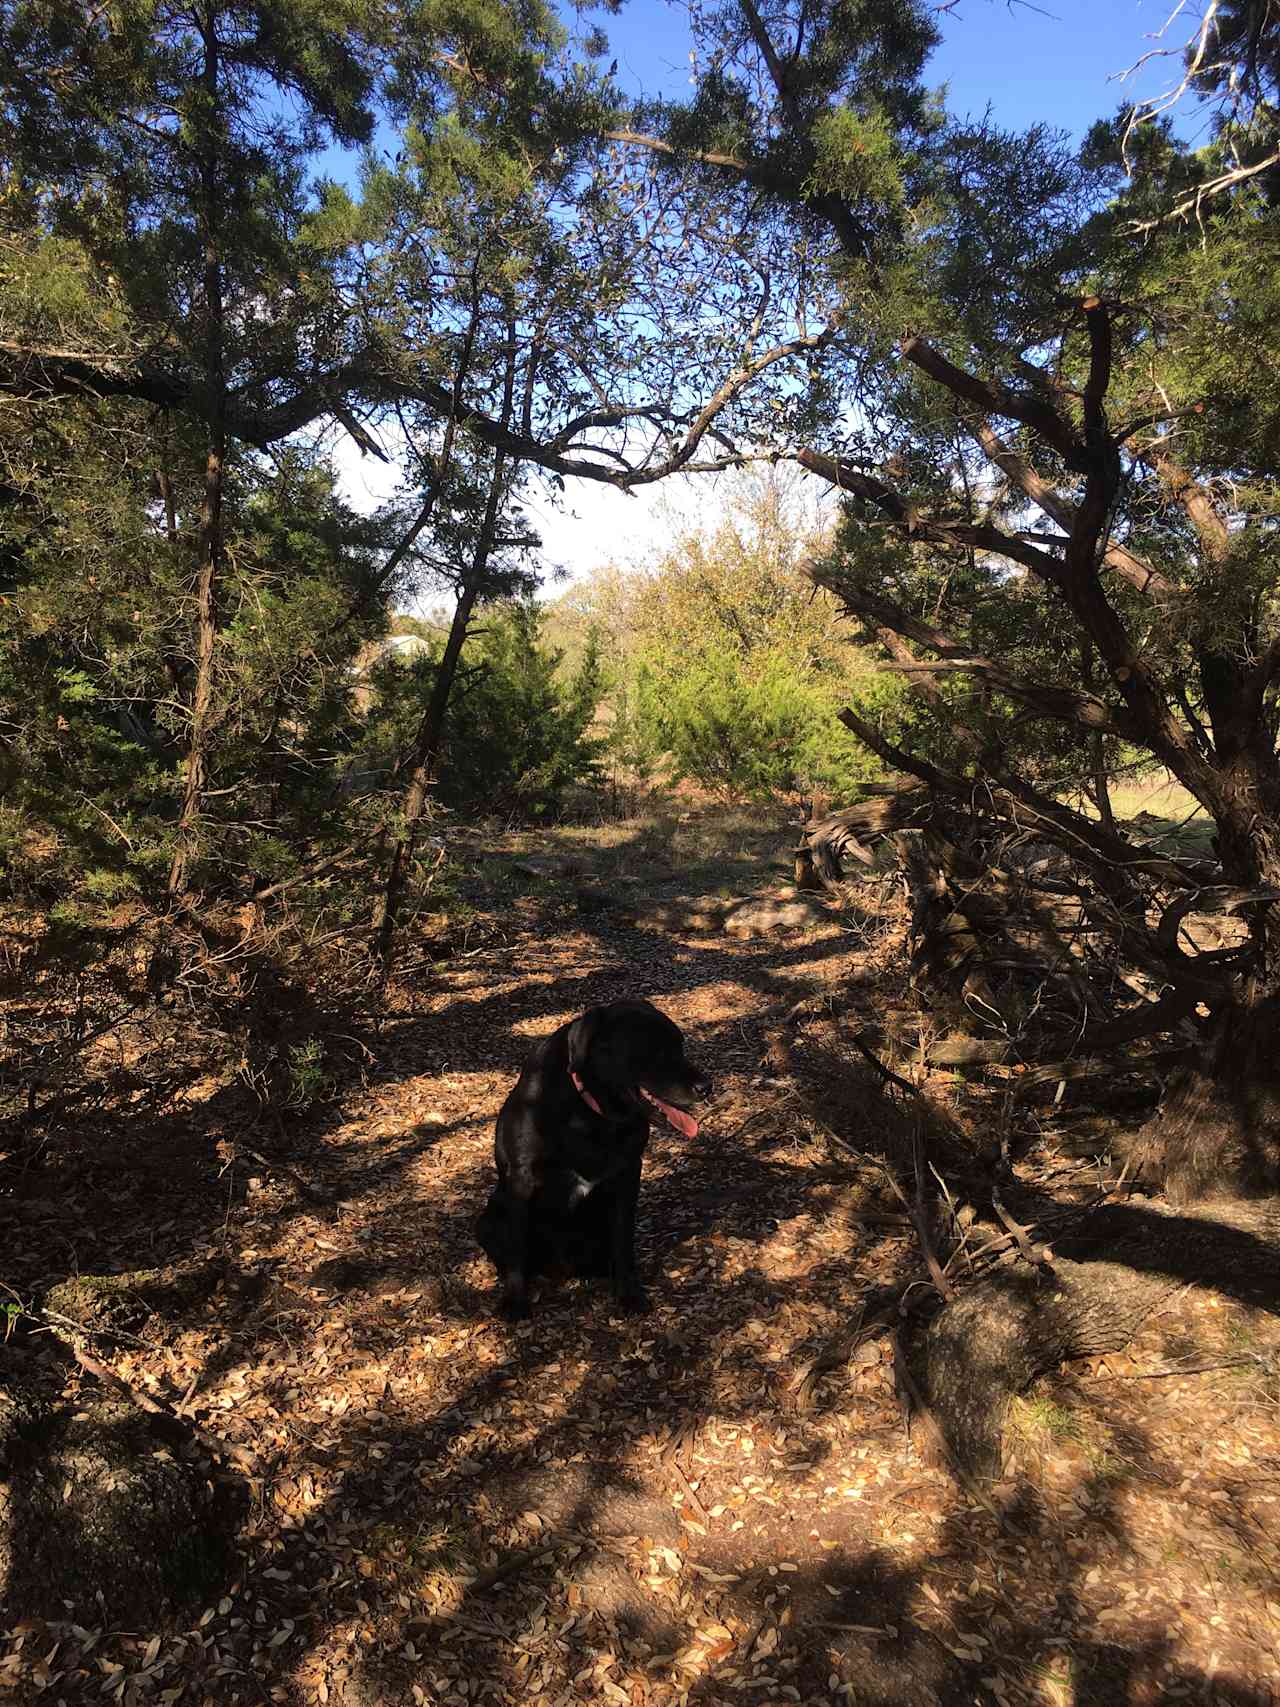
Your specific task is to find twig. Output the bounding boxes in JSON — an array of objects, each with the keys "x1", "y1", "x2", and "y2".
[
  {"x1": 1084, "y1": 1356, "x2": 1262, "y2": 1382},
  {"x1": 717, "y1": 1109, "x2": 773, "y2": 1145},
  {"x1": 461, "y1": 1541, "x2": 562, "y2": 1593},
  {"x1": 852, "y1": 1031, "x2": 920, "y2": 1097},
  {"x1": 990, "y1": 1187, "x2": 1052, "y2": 1273},
  {"x1": 655, "y1": 1413, "x2": 716, "y2": 1522},
  {"x1": 791, "y1": 1303, "x2": 880, "y2": 1410},
  {"x1": 894, "y1": 1162, "x2": 953, "y2": 1302},
  {"x1": 36, "y1": 1306, "x2": 158, "y2": 1351},
  {"x1": 670, "y1": 1456, "x2": 710, "y2": 1524},
  {"x1": 812, "y1": 1115, "x2": 953, "y2": 1301},
  {"x1": 67, "y1": 1341, "x2": 259, "y2": 1472},
  {"x1": 241, "y1": 1140, "x2": 334, "y2": 1207}
]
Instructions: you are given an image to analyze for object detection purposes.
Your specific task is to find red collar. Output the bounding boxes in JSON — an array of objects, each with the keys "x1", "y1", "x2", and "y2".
[{"x1": 570, "y1": 1070, "x2": 605, "y2": 1117}]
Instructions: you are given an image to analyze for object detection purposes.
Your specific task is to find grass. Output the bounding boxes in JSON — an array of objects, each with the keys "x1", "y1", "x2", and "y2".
[
  {"x1": 1006, "y1": 1393, "x2": 1089, "y2": 1449},
  {"x1": 1006, "y1": 1391, "x2": 1118, "y2": 1476},
  {"x1": 1077, "y1": 771, "x2": 1215, "y2": 854}
]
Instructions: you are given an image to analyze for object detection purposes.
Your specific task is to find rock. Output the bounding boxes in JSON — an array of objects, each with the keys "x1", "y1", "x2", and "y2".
[
  {"x1": 41, "y1": 1268, "x2": 211, "y2": 1345},
  {"x1": 0, "y1": 1388, "x2": 237, "y2": 1620},
  {"x1": 722, "y1": 896, "x2": 825, "y2": 938}
]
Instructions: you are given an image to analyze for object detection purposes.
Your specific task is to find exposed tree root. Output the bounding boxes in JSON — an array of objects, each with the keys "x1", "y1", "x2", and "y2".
[{"x1": 911, "y1": 1197, "x2": 1280, "y2": 1479}]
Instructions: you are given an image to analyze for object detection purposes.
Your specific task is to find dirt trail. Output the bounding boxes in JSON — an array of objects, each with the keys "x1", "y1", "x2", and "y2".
[{"x1": 4, "y1": 810, "x2": 1280, "y2": 1706}]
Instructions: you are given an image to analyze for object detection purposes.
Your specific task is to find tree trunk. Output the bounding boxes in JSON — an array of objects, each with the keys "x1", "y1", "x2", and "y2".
[
  {"x1": 912, "y1": 1197, "x2": 1280, "y2": 1479},
  {"x1": 167, "y1": 15, "x2": 225, "y2": 901},
  {"x1": 892, "y1": 827, "x2": 1015, "y2": 1035},
  {"x1": 167, "y1": 451, "x2": 220, "y2": 898},
  {"x1": 1138, "y1": 748, "x2": 1280, "y2": 1200},
  {"x1": 1080, "y1": 639, "x2": 1113, "y2": 830},
  {"x1": 1135, "y1": 989, "x2": 1280, "y2": 1201},
  {"x1": 373, "y1": 451, "x2": 508, "y2": 970}
]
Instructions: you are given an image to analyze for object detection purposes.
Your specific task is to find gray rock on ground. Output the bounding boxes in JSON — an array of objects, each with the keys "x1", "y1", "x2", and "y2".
[{"x1": 722, "y1": 895, "x2": 826, "y2": 938}]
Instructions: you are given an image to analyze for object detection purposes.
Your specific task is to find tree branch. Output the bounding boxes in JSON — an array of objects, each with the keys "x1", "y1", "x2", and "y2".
[
  {"x1": 974, "y1": 421, "x2": 1175, "y2": 600},
  {"x1": 1, "y1": 321, "x2": 827, "y2": 492},
  {"x1": 901, "y1": 336, "x2": 1085, "y2": 470},
  {"x1": 794, "y1": 446, "x2": 1068, "y2": 582},
  {"x1": 822, "y1": 576, "x2": 1141, "y2": 739}
]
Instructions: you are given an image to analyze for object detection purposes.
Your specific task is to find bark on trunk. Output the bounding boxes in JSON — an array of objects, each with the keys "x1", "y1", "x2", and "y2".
[
  {"x1": 892, "y1": 827, "x2": 1016, "y2": 1035},
  {"x1": 167, "y1": 17, "x2": 224, "y2": 901},
  {"x1": 1080, "y1": 640, "x2": 1113, "y2": 830},
  {"x1": 1135, "y1": 991, "x2": 1280, "y2": 1201},
  {"x1": 166, "y1": 452, "x2": 220, "y2": 898},
  {"x1": 374, "y1": 452, "x2": 508, "y2": 970},
  {"x1": 912, "y1": 1197, "x2": 1280, "y2": 1478},
  {"x1": 1139, "y1": 746, "x2": 1280, "y2": 1200}
]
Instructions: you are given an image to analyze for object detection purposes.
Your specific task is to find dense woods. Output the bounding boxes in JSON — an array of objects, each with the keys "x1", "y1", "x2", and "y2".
[{"x1": 5, "y1": 0, "x2": 1280, "y2": 1697}]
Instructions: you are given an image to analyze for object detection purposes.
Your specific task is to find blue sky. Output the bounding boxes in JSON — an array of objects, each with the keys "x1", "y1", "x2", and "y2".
[
  {"x1": 593, "y1": 0, "x2": 1205, "y2": 140},
  {"x1": 527, "y1": 0, "x2": 1211, "y2": 580},
  {"x1": 335, "y1": 0, "x2": 1213, "y2": 586},
  {"x1": 926, "y1": 0, "x2": 1204, "y2": 140}
]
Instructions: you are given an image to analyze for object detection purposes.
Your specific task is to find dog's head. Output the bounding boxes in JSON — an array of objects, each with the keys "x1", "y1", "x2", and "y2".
[{"x1": 567, "y1": 999, "x2": 709, "y2": 1135}]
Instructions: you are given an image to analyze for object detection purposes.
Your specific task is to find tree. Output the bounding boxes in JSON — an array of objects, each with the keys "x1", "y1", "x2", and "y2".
[
  {"x1": 588, "y1": 471, "x2": 887, "y2": 802},
  {"x1": 361, "y1": 601, "x2": 603, "y2": 820},
  {"x1": 573, "y1": 0, "x2": 1280, "y2": 1202},
  {"x1": 2, "y1": 0, "x2": 385, "y2": 893},
  {"x1": 372, "y1": 431, "x2": 536, "y2": 966}
]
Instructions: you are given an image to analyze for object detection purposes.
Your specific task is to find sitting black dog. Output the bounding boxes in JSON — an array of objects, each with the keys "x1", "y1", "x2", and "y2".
[{"x1": 476, "y1": 999, "x2": 708, "y2": 1319}]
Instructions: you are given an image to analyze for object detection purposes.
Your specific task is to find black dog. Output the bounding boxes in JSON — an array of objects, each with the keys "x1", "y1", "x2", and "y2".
[{"x1": 476, "y1": 1000, "x2": 708, "y2": 1319}]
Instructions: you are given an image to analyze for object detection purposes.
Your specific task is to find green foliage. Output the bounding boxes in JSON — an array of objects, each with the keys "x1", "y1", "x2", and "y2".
[
  {"x1": 813, "y1": 520, "x2": 1116, "y2": 791},
  {"x1": 565, "y1": 473, "x2": 898, "y2": 803},
  {"x1": 648, "y1": 647, "x2": 879, "y2": 802},
  {"x1": 809, "y1": 107, "x2": 906, "y2": 218},
  {"x1": 283, "y1": 1037, "x2": 334, "y2": 1112},
  {"x1": 363, "y1": 601, "x2": 604, "y2": 819},
  {"x1": 435, "y1": 603, "x2": 603, "y2": 816},
  {"x1": 0, "y1": 395, "x2": 390, "y2": 912}
]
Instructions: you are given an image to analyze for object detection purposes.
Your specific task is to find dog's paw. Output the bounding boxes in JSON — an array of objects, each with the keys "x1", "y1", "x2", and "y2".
[{"x1": 499, "y1": 1295, "x2": 532, "y2": 1321}]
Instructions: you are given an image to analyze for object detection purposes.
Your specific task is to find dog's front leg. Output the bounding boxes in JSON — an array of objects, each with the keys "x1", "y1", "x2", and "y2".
[
  {"x1": 609, "y1": 1160, "x2": 648, "y2": 1314},
  {"x1": 499, "y1": 1179, "x2": 534, "y2": 1320}
]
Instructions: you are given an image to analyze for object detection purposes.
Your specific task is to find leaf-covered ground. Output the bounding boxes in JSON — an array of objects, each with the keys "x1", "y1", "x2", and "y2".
[{"x1": 4, "y1": 806, "x2": 1280, "y2": 1706}]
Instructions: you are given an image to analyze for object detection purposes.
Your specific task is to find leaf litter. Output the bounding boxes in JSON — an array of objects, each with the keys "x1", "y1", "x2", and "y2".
[{"x1": 3, "y1": 809, "x2": 1280, "y2": 1705}]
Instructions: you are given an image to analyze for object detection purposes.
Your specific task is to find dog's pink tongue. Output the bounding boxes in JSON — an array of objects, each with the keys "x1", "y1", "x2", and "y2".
[{"x1": 642, "y1": 1089, "x2": 698, "y2": 1137}]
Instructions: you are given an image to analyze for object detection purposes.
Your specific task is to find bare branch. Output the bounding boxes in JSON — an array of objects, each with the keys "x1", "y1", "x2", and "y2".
[
  {"x1": 820, "y1": 575, "x2": 1142, "y2": 738},
  {"x1": 604, "y1": 128, "x2": 755, "y2": 175},
  {"x1": 794, "y1": 446, "x2": 1068, "y2": 582},
  {"x1": 0, "y1": 324, "x2": 828, "y2": 491},
  {"x1": 835, "y1": 704, "x2": 968, "y2": 791},
  {"x1": 1140, "y1": 441, "x2": 1232, "y2": 562},
  {"x1": 973, "y1": 421, "x2": 1176, "y2": 599},
  {"x1": 1124, "y1": 150, "x2": 1280, "y2": 234}
]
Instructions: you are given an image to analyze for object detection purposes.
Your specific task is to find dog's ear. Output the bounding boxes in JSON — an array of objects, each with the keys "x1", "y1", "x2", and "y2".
[{"x1": 566, "y1": 1007, "x2": 603, "y2": 1073}]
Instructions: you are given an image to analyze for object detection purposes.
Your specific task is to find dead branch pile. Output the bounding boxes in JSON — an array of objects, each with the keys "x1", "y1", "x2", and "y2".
[{"x1": 797, "y1": 780, "x2": 1257, "y2": 1114}]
